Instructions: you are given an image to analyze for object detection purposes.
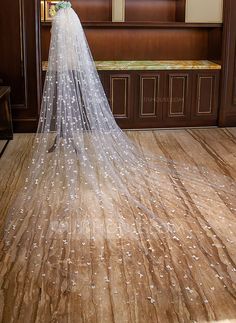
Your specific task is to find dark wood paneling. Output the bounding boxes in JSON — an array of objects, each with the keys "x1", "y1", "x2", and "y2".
[
  {"x1": 0, "y1": 1, "x2": 24, "y2": 106},
  {"x1": 163, "y1": 72, "x2": 191, "y2": 124},
  {"x1": 41, "y1": 26, "x2": 51, "y2": 62},
  {"x1": 125, "y1": 0, "x2": 177, "y2": 22},
  {"x1": 82, "y1": 28, "x2": 207, "y2": 61},
  {"x1": 110, "y1": 76, "x2": 129, "y2": 118},
  {"x1": 233, "y1": 56, "x2": 236, "y2": 105},
  {"x1": 99, "y1": 69, "x2": 219, "y2": 129},
  {"x1": 103, "y1": 73, "x2": 133, "y2": 128},
  {"x1": 208, "y1": 27, "x2": 223, "y2": 62},
  {"x1": 42, "y1": 25, "x2": 220, "y2": 62},
  {"x1": 70, "y1": 0, "x2": 112, "y2": 22},
  {"x1": 134, "y1": 72, "x2": 163, "y2": 128},
  {"x1": 191, "y1": 71, "x2": 220, "y2": 122},
  {"x1": 195, "y1": 76, "x2": 214, "y2": 114},
  {"x1": 41, "y1": 23, "x2": 222, "y2": 62},
  {"x1": 0, "y1": 0, "x2": 41, "y2": 132},
  {"x1": 175, "y1": 0, "x2": 186, "y2": 22},
  {"x1": 140, "y1": 77, "x2": 158, "y2": 116},
  {"x1": 219, "y1": 0, "x2": 236, "y2": 126}
]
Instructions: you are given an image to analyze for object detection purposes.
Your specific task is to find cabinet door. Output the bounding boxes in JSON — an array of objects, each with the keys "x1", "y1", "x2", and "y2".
[
  {"x1": 163, "y1": 71, "x2": 192, "y2": 126},
  {"x1": 134, "y1": 72, "x2": 163, "y2": 128},
  {"x1": 100, "y1": 71, "x2": 134, "y2": 129},
  {"x1": 191, "y1": 70, "x2": 220, "y2": 125}
]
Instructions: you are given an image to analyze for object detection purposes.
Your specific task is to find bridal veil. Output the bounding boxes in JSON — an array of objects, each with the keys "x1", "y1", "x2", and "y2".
[{"x1": 0, "y1": 3, "x2": 235, "y2": 320}]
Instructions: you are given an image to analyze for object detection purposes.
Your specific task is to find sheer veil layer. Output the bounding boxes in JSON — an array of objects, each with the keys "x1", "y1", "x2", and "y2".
[{"x1": 0, "y1": 4, "x2": 235, "y2": 321}]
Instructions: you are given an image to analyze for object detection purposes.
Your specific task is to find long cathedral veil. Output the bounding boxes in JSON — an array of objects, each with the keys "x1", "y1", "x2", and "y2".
[{"x1": 0, "y1": 3, "x2": 235, "y2": 319}]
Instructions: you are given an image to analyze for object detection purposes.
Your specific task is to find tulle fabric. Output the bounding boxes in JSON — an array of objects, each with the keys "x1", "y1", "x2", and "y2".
[{"x1": 0, "y1": 7, "x2": 235, "y2": 316}]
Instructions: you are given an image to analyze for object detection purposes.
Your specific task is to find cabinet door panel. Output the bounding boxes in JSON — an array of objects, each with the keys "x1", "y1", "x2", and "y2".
[
  {"x1": 100, "y1": 72, "x2": 133, "y2": 128},
  {"x1": 192, "y1": 71, "x2": 219, "y2": 123},
  {"x1": 140, "y1": 77, "x2": 157, "y2": 116},
  {"x1": 164, "y1": 72, "x2": 192, "y2": 125},
  {"x1": 197, "y1": 76, "x2": 214, "y2": 114},
  {"x1": 110, "y1": 76, "x2": 129, "y2": 118},
  {"x1": 134, "y1": 72, "x2": 163, "y2": 128}
]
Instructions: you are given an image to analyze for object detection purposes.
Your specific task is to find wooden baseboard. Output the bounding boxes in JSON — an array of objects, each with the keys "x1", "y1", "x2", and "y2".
[{"x1": 219, "y1": 115, "x2": 236, "y2": 127}]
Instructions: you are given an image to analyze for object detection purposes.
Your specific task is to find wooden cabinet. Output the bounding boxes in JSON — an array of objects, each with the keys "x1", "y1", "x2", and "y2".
[{"x1": 100, "y1": 68, "x2": 220, "y2": 128}]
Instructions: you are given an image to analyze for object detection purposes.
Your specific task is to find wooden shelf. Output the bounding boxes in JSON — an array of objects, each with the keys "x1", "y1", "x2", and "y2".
[{"x1": 41, "y1": 21, "x2": 223, "y2": 28}]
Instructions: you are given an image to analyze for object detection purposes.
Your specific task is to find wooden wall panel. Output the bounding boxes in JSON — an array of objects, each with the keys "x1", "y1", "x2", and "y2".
[
  {"x1": 208, "y1": 27, "x2": 223, "y2": 61},
  {"x1": 0, "y1": 1, "x2": 23, "y2": 105},
  {"x1": 0, "y1": 0, "x2": 41, "y2": 132},
  {"x1": 219, "y1": 0, "x2": 236, "y2": 126},
  {"x1": 125, "y1": 0, "x2": 176, "y2": 22},
  {"x1": 175, "y1": 0, "x2": 186, "y2": 22},
  {"x1": 107, "y1": 73, "x2": 133, "y2": 128},
  {"x1": 41, "y1": 27, "x2": 51, "y2": 62},
  {"x1": 191, "y1": 71, "x2": 219, "y2": 121},
  {"x1": 140, "y1": 77, "x2": 158, "y2": 116},
  {"x1": 80, "y1": 28, "x2": 210, "y2": 61},
  {"x1": 99, "y1": 69, "x2": 219, "y2": 129},
  {"x1": 110, "y1": 76, "x2": 129, "y2": 118},
  {"x1": 41, "y1": 26, "x2": 212, "y2": 62},
  {"x1": 134, "y1": 73, "x2": 163, "y2": 128},
  {"x1": 233, "y1": 54, "x2": 236, "y2": 105},
  {"x1": 70, "y1": 0, "x2": 112, "y2": 22},
  {"x1": 164, "y1": 72, "x2": 191, "y2": 122},
  {"x1": 196, "y1": 76, "x2": 213, "y2": 114}
]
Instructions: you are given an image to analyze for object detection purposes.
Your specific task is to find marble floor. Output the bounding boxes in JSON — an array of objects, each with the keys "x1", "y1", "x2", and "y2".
[{"x1": 0, "y1": 129, "x2": 236, "y2": 323}]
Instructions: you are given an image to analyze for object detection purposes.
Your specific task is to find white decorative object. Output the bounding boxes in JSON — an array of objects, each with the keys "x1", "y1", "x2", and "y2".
[
  {"x1": 112, "y1": 0, "x2": 125, "y2": 22},
  {"x1": 185, "y1": 0, "x2": 223, "y2": 23}
]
